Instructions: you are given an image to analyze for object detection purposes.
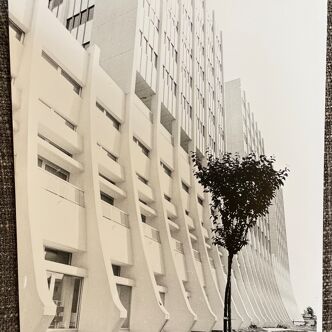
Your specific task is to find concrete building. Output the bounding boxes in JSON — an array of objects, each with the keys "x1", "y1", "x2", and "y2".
[
  {"x1": 9, "y1": 0, "x2": 298, "y2": 331},
  {"x1": 225, "y1": 78, "x2": 301, "y2": 326}
]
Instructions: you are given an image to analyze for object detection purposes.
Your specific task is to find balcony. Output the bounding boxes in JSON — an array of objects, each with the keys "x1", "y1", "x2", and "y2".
[
  {"x1": 101, "y1": 202, "x2": 129, "y2": 227},
  {"x1": 99, "y1": 176, "x2": 126, "y2": 199},
  {"x1": 164, "y1": 199, "x2": 177, "y2": 218},
  {"x1": 38, "y1": 169, "x2": 85, "y2": 250},
  {"x1": 172, "y1": 239, "x2": 187, "y2": 282},
  {"x1": 139, "y1": 201, "x2": 157, "y2": 217},
  {"x1": 38, "y1": 168, "x2": 84, "y2": 207},
  {"x1": 143, "y1": 223, "x2": 164, "y2": 275},
  {"x1": 97, "y1": 146, "x2": 124, "y2": 182},
  {"x1": 38, "y1": 99, "x2": 82, "y2": 154},
  {"x1": 37, "y1": 136, "x2": 83, "y2": 174},
  {"x1": 143, "y1": 223, "x2": 160, "y2": 242},
  {"x1": 137, "y1": 179, "x2": 154, "y2": 202},
  {"x1": 193, "y1": 249, "x2": 201, "y2": 262},
  {"x1": 185, "y1": 215, "x2": 195, "y2": 230},
  {"x1": 100, "y1": 208, "x2": 132, "y2": 266},
  {"x1": 202, "y1": 226, "x2": 209, "y2": 239}
]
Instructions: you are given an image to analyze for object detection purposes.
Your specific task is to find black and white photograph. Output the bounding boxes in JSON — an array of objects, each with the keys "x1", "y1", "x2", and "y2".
[{"x1": 0, "y1": 0, "x2": 327, "y2": 331}]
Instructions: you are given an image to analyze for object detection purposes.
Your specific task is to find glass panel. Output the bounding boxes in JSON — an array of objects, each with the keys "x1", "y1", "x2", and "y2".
[
  {"x1": 45, "y1": 164, "x2": 69, "y2": 182},
  {"x1": 48, "y1": 274, "x2": 83, "y2": 329},
  {"x1": 45, "y1": 248, "x2": 72, "y2": 265}
]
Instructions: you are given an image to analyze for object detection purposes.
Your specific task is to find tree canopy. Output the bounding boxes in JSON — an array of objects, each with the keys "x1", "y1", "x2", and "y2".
[{"x1": 192, "y1": 152, "x2": 289, "y2": 255}]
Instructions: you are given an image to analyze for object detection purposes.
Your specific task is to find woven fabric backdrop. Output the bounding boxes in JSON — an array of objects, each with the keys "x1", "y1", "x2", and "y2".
[{"x1": 0, "y1": 1, "x2": 20, "y2": 331}]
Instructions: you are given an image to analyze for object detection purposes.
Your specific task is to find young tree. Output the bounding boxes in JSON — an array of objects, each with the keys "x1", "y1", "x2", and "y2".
[{"x1": 192, "y1": 152, "x2": 289, "y2": 332}]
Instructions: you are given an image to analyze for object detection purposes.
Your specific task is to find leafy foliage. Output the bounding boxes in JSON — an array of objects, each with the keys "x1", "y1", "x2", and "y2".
[{"x1": 192, "y1": 152, "x2": 289, "y2": 255}]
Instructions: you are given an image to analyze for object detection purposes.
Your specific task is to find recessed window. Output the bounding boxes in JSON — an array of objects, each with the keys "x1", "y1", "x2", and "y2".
[
  {"x1": 45, "y1": 247, "x2": 72, "y2": 265},
  {"x1": 97, "y1": 143, "x2": 118, "y2": 161},
  {"x1": 41, "y1": 51, "x2": 82, "y2": 95},
  {"x1": 112, "y1": 264, "x2": 121, "y2": 276},
  {"x1": 38, "y1": 134, "x2": 73, "y2": 158},
  {"x1": 133, "y1": 137, "x2": 150, "y2": 157},
  {"x1": 137, "y1": 173, "x2": 148, "y2": 185},
  {"x1": 9, "y1": 20, "x2": 24, "y2": 43},
  {"x1": 38, "y1": 157, "x2": 70, "y2": 182},
  {"x1": 182, "y1": 182, "x2": 190, "y2": 193},
  {"x1": 160, "y1": 161, "x2": 172, "y2": 177},
  {"x1": 164, "y1": 194, "x2": 171, "y2": 202},
  {"x1": 141, "y1": 214, "x2": 147, "y2": 223},
  {"x1": 198, "y1": 196, "x2": 204, "y2": 206},
  {"x1": 96, "y1": 102, "x2": 121, "y2": 130},
  {"x1": 99, "y1": 173, "x2": 116, "y2": 185},
  {"x1": 100, "y1": 192, "x2": 114, "y2": 205}
]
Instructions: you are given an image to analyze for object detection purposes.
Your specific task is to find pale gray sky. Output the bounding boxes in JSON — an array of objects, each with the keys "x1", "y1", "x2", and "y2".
[{"x1": 209, "y1": 0, "x2": 326, "y2": 323}]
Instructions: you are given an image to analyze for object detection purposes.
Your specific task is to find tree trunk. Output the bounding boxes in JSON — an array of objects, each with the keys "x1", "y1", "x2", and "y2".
[
  {"x1": 0, "y1": 2, "x2": 20, "y2": 331},
  {"x1": 224, "y1": 252, "x2": 233, "y2": 332}
]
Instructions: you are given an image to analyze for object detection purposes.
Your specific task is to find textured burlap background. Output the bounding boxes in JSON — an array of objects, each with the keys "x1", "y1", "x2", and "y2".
[
  {"x1": 0, "y1": 1, "x2": 20, "y2": 332},
  {"x1": 324, "y1": 1, "x2": 332, "y2": 331}
]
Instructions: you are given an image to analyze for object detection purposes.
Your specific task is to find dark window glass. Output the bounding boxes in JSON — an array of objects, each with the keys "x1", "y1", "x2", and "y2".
[
  {"x1": 80, "y1": 10, "x2": 88, "y2": 24},
  {"x1": 45, "y1": 247, "x2": 72, "y2": 265},
  {"x1": 112, "y1": 264, "x2": 121, "y2": 276},
  {"x1": 100, "y1": 192, "x2": 114, "y2": 205},
  {"x1": 141, "y1": 214, "x2": 147, "y2": 223},
  {"x1": 88, "y1": 6, "x2": 94, "y2": 21}
]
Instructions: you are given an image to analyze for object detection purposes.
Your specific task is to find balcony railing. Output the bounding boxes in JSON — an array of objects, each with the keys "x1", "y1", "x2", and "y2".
[
  {"x1": 143, "y1": 223, "x2": 160, "y2": 242},
  {"x1": 193, "y1": 249, "x2": 201, "y2": 262},
  {"x1": 101, "y1": 202, "x2": 129, "y2": 227},
  {"x1": 39, "y1": 169, "x2": 84, "y2": 207},
  {"x1": 174, "y1": 240, "x2": 184, "y2": 254}
]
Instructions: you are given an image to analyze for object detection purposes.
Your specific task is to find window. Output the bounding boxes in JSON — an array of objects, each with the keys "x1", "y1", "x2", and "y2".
[
  {"x1": 96, "y1": 102, "x2": 121, "y2": 130},
  {"x1": 45, "y1": 247, "x2": 72, "y2": 265},
  {"x1": 38, "y1": 157, "x2": 70, "y2": 182},
  {"x1": 38, "y1": 134, "x2": 73, "y2": 157},
  {"x1": 99, "y1": 173, "x2": 115, "y2": 185},
  {"x1": 141, "y1": 214, "x2": 147, "y2": 223},
  {"x1": 164, "y1": 194, "x2": 171, "y2": 202},
  {"x1": 61, "y1": 69, "x2": 81, "y2": 95},
  {"x1": 97, "y1": 143, "x2": 118, "y2": 161},
  {"x1": 48, "y1": 272, "x2": 82, "y2": 329},
  {"x1": 133, "y1": 137, "x2": 150, "y2": 157},
  {"x1": 198, "y1": 196, "x2": 204, "y2": 206},
  {"x1": 137, "y1": 173, "x2": 148, "y2": 185},
  {"x1": 185, "y1": 210, "x2": 189, "y2": 216},
  {"x1": 41, "y1": 51, "x2": 82, "y2": 95},
  {"x1": 154, "y1": 52, "x2": 158, "y2": 68},
  {"x1": 160, "y1": 161, "x2": 172, "y2": 177},
  {"x1": 100, "y1": 192, "x2": 114, "y2": 205},
  {"x1": 9, "y1": 20, "x2": 24, "y2": 43},
  {"x1": 48, "y1": 0, "x2": 64, "y2": 18},
  {"x1": 182, "y1": 182, "x2": 190, "y2": 193},
  {"x1": 112, "y1": 264, "x2": 121, "y2": 276}
]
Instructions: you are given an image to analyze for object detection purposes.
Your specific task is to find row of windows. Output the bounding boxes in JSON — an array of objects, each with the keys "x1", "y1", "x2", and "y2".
[
  {"x1": 139, "y1": 31, "x2": 158, "y2": 69},
  {"x1": 162, "y1": 67, "x2": 177, "y2": 97},
  {"x1": 66, "y1": 5, "x2": 94, "y2": 31},
  {"x1": 137, "y1": 173, "x2": 148, "y2": 185},
  {"x1": 41, "y1": 51, "x2": 82, "y2": 95},
  {"x1": 38, "y1": 156, "x2": 70, "y2": 182}
]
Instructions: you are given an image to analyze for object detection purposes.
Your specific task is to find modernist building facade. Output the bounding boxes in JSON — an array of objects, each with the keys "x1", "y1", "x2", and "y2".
[{"x1": 9, "y1": 0, "x2": 298, "y2": 331}]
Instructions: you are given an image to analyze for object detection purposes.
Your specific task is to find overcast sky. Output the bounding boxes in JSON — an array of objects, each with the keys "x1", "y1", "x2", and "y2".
[{"x1": 209, "y1": 0, "x2": 326, "y2": 323}]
